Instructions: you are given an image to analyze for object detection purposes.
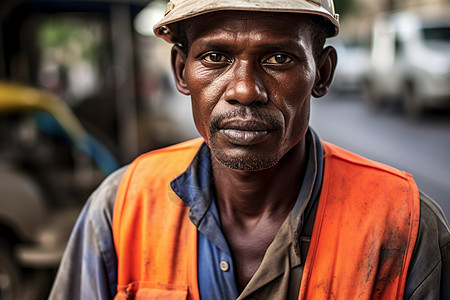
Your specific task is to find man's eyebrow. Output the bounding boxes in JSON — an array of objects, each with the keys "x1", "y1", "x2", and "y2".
[{"x1": 196, "y1": 41, "x2": 232, "y2": 50}]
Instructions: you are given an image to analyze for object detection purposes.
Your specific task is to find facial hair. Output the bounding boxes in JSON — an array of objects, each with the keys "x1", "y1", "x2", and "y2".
[{"x1": 209, "y1": 107, "x2": 284, "y2": 171}]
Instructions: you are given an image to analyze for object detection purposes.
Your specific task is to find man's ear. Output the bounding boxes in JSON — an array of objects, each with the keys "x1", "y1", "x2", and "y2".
[
  {"x1": 171, "y1": 45, "x2": 191, "y2": 95},
  {"x1": 312, "y1": 46, "x2": 337, "y2": 98}
]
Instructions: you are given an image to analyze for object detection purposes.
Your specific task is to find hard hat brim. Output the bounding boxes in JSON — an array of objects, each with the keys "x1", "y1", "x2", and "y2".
[{"x1": 153, "y1": 0, "x2": 339, "y2": 43}]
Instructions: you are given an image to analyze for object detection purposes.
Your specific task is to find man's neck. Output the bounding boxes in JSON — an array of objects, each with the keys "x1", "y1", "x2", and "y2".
[
  {"x1": 212, "y1": 139, "x2": 307, "y2": 224},
  {"x1": 211, "y1": 139, "x2": 307, "y2": 290}
]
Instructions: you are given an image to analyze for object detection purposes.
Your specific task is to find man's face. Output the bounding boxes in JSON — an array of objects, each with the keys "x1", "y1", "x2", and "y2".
[{"x1": 173, "y1": 12, "x2": 329, "y2": 171}]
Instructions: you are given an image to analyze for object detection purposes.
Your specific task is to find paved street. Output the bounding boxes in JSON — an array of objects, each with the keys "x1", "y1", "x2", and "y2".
[{"x1": 310, "y1": 91, "x2": 450, "y2": 219}]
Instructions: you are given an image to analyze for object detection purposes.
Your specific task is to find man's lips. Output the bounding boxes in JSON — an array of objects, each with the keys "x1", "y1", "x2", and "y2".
[{"x1": 218, "y1": 119, "x2": 273, "y2": 145}]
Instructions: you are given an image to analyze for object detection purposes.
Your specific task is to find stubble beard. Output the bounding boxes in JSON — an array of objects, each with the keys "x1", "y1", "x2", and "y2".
[
  {"x1": 210, "y1": 142, "x2": 279, "y2": 171},
  {"x1": 208, "y1": 108, "x2": 283, "y2": 171}
]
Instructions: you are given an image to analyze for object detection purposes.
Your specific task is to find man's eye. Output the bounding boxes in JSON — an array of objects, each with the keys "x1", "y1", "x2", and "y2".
[
  {"x1": 265, "y1": 54, "x2": 292, "y2": 64},
  {"x1": 203, "y1": 53, "x2": 227, "y2": 63}
]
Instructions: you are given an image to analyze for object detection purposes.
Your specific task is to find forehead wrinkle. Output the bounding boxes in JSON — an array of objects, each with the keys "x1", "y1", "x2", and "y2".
[
  {"x1": 193, "y1": 30, "x2": 310, "y2": 56},
  {"x1": 215, "y1": 15, "x2": 299, "y2": 40},
  {"x1": 187, "y1": 12, "x2": 315, "y2": 54}
]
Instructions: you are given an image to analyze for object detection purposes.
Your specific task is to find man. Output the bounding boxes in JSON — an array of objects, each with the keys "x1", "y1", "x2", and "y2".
[{"x1": 50, "y1": 0, "x2": 449, "y2": 299}]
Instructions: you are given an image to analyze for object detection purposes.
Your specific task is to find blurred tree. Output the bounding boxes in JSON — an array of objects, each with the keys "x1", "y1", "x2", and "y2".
[
  {"x1": 36, "y1": 17, "x2": 106, "y2": 105},
  {"x1": 38, "y1": 18, "x2": 103, "y2": 64}
]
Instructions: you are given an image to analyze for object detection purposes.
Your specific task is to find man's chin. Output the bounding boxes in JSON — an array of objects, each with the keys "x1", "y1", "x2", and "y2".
[{"x1": 212, "y1": 150, "x2": 279, "y2": 171}]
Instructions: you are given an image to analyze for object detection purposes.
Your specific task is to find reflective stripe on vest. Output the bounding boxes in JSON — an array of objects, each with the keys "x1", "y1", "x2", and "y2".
[{"x1": 112, "y1": 139, "x2": 420, "y2": 299}]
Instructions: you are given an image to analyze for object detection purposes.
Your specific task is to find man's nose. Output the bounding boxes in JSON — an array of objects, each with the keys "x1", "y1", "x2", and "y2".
[{"x1": 224, "y1": 61, "x2": 268, "y2": 106}]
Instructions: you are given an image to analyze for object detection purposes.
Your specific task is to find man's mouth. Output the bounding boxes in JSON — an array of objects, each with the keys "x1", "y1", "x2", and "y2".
[{"x1": 218, "y1": 119, "x2": 273, "y2": 145}]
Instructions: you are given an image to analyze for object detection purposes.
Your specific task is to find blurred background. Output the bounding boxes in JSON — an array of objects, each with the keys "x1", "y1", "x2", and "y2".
[{"x1": 0, "y1": 0, "x2": 448, "y2": 299}]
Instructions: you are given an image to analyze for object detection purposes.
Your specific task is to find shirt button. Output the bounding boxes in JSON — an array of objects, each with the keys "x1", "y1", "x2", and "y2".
[{"x1": 219, "y1": 260, "x2": 230, "y2": 272}]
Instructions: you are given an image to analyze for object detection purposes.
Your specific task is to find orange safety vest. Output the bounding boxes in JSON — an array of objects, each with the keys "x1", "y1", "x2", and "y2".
[{"x1": 112, "y1": 138, "x2": 420, "y2": 299}]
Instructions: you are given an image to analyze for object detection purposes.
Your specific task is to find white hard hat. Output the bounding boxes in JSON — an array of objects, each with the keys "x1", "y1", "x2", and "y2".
[{"x1": 153, "y1": 0, "x2": 340, "y2": 43}]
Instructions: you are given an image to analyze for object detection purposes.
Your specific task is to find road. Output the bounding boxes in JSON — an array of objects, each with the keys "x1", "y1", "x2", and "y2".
[{"x1": 310, "y1": 91, "x2": 450, "y2": 220}]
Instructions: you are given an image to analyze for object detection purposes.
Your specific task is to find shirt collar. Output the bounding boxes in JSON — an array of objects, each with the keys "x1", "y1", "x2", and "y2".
[{"x1": 170, "y1": 142, "x2": 215, "y2": 226}]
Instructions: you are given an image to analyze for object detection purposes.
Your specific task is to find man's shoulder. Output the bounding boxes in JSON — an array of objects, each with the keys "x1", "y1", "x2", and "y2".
[
  {"x1": 419, "y1": 191, "x2": 450, "y2": 238},
  {"x1": 137, "y1": 138, "x2": 204, "y2": 161},
  {"x1": 404, "y1": 192, "x2": 450, "y2": 299},
  {"x1": 321, "y1": 141, "x2": 412, "y2": 180},
  {"x1": 417, "y1": 191, "x2": 449, "y2": 253},
  {"x1": 86, "y1": 166, "x2": 128, "y2": 220},
  {"x1": 118, "y1": 138, "x2": 205, "y2": 191},
  {"x1": 128, "y1": 137, "x2": 203, "y2": 170}
]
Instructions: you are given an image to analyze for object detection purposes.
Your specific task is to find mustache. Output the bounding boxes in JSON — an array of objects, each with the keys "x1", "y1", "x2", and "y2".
[{"x1": 210, "y1": 107, "x2": 283, "y2": 133}]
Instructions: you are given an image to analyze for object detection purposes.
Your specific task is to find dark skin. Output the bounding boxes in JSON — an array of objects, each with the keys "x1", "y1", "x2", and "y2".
[{"x1": 171, "y1": 11, "x2": 337, "y2": 291}]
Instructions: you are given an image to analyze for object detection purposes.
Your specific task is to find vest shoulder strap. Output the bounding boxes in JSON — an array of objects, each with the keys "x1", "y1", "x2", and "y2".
[
  {"x1": 299, "y1": 141, "x2": 420, "y2": 299},
  {"x1": 112, "y1": 138, "x2": 203, "y2": 299}
]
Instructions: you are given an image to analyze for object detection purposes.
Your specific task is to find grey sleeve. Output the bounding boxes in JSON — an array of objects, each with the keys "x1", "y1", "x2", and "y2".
[
  {"x1": 404, "y1": 191, "x2": 450, "y2": 300},
  {"x1": 49, "y1": 167, "x2": 127, "y2": 300}
]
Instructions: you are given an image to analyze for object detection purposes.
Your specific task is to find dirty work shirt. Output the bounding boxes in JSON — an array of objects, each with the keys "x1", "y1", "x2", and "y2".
[{"x1": 49, "y1": 129, "x2": 450, "y2": 299}]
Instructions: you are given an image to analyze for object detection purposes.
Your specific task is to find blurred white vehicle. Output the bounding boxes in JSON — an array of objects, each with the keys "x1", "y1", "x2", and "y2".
[
  {"x1": 330, "y1": 37, "x2": 370, "y2": 93},
  {"x1": 364, "y1": 11, "x2": 450, "y2": 116}
]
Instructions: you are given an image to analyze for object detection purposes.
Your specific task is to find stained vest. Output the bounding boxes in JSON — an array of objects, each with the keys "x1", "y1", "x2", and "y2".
[{"x1": 112, "y1": 138, "x2": 420, "y2": 299}]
